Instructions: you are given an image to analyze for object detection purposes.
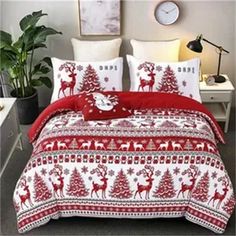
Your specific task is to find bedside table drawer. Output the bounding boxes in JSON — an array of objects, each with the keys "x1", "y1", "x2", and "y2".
[
  {"x1": 200, "y1": 91, "x2": 231, "y2": 102},
  {"x1": 0, "y1": 106, "x2": 19, "y2": 168}
]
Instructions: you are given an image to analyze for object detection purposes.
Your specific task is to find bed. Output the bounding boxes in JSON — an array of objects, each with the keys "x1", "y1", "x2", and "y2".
[{"x1": 13, "y1": 91, "x2": 235, "y2": 234}]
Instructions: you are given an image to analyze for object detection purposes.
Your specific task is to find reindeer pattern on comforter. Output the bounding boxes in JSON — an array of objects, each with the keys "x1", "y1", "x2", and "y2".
[{"x1": 13, "y1": 92, "x2": 235, "y2": 233}]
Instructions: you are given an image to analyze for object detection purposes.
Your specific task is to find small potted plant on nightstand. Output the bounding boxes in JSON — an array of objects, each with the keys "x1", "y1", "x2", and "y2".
[{"x1": 0, "y1": 10, "x2": 62, "y2": 124}]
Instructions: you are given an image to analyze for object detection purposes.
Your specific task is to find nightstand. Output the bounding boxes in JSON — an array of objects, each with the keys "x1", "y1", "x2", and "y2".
[
  {"x1": 0, "y1": 98, "x2": 23, "y2": 177},
  {"x1": 200, "y1": 75, "x2": 235, "y2": 133}
]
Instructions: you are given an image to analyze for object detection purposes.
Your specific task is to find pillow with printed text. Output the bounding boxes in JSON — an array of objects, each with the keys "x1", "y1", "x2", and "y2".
[
  {"x1": 50, "y1": 57, "x2": 123, "y2": 103},
  {"x1": 126, "y1": 55, "x2": 201, "y2": 102},
  {"x1": 80, "y1": 92, "x2": 132, "y2": 121}
]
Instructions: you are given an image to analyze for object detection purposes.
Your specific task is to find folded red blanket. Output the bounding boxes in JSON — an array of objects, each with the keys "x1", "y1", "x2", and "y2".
[{"x1": 28, "y1": 92, "x2": 224, "y2": 143}]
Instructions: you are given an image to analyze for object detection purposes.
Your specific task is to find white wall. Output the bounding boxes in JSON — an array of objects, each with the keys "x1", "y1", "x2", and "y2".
[{"x1": 1, "y1": 0, "x2": 235, "y2": 106}]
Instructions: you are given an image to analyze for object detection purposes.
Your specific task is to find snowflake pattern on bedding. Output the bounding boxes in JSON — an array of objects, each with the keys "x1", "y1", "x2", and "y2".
[{"x1": 13, "y1": 108, "x2": 235, "y2": 234}]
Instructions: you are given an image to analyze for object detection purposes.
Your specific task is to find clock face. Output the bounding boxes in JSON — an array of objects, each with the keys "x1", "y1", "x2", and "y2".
[
  {"x1": 155, "y1": 1, "x2": 180, "y2": 25},
  {"x1": 205, "y1": 76, "x2": 215, "y2": 86}
]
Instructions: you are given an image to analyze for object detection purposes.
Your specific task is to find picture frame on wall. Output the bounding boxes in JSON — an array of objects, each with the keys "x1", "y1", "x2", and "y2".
[{"x1": 79, "y1": 0, "x2": 120, "y2": 36}]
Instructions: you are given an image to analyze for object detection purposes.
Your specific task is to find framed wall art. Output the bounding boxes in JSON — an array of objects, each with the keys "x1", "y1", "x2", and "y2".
[{"x1": 79, "y1": 0, "x2": 120, "y2": 36}]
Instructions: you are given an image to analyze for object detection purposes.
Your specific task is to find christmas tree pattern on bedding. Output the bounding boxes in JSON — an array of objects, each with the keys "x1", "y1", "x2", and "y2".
[
  {"x1": 127, "y1": 56, "x2": 201, "y2": 102},
  {"x1": 51, "y1": 57, "x2": 123, "y2": 102},
  {"x1": 137, "y1": 62, "x2": 184, "y2": 95},
  {"x1": 58, "y1": 62, "x2": 104, "y2": 98},
  {"x1": 13, "y1": 105, "x2": 235, "y2": 234}
]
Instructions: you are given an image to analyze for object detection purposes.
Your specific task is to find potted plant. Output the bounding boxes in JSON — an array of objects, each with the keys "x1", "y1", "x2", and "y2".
[{"x1": 0, "y1": 10, "x2": 62, "y2": 124}]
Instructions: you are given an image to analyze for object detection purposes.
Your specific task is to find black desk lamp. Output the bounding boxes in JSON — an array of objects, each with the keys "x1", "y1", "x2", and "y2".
[{"x1": 187, "y1": 34, "x2": 229, "y2": 83}]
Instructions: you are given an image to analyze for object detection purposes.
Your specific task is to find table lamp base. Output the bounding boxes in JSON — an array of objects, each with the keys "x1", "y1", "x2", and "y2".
[{"x1": 213, "y1": 75, "x2": 226, "y2": 83}]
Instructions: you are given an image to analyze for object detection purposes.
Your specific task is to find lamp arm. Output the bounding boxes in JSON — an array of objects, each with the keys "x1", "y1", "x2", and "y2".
[
  {"x1": 216, "y1": 50, "x2": 222, "y2": 76},
  {"x1": 202, "y1": 38, "x2": 229, "y2": 53}
]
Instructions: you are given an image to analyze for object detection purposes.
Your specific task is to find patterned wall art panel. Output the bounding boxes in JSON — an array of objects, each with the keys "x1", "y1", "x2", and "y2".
[{"x1": 79, "y1": 0, "x2": 120, "y2": 35}]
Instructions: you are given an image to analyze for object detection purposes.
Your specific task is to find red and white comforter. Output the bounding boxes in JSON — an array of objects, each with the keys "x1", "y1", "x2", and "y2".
[{"x1": 13, "y1": 92, "x2": 235, "y2": 233}]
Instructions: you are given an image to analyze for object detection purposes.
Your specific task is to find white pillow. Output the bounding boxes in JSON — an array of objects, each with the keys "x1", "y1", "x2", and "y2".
[
  {"x1": 51, "y1": 57, "x2": 123, "y2": 103},
  {"x1": 71, "y1": 38, "x2": 122, "y2": 62},
  {"x1": 126, "y1": 55, "x2": 201, "y2": 103},
  {"x1": 130, "y1": 39, "x2": 180, "y2": 62}
]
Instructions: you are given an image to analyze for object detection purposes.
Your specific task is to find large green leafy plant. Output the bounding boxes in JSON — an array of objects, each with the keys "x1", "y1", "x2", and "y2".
[{"x1": 0, "y1": 10, "x2": 62, "y2": 97}]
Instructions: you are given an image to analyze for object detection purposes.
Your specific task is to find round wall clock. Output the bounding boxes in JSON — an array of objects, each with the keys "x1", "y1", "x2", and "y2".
[{"x1": 154, "y1": 1, "x2": 180, "y2": 25}]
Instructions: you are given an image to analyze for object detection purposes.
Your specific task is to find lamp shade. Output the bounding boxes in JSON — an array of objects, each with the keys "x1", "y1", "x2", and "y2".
[{"x1": 187, "y1": 39, "x2": 203, "y2": 53}]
